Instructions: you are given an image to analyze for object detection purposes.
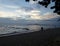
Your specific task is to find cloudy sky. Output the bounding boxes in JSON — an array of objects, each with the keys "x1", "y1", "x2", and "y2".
[{"x1": 0, "y1": 0, "x2": 60, "y2": 20}]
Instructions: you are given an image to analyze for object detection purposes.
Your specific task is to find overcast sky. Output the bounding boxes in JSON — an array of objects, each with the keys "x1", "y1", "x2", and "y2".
[{"x1": 0, "y1": 0, "x2": 60, "y2": 20}]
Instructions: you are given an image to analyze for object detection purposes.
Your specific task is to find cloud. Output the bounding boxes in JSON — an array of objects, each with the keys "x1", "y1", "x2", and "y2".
[
  {"x1": 42, "y1": 12, "x2": 60, "y2": 19},
  {"x1": 0, "y1": 11, "x2": 21, "y2": 20},
  {"x1": 0, "y1": 8, "x2": 34, "y2": 20},
  {"x1": 15, "y1": 8, "x2": 41, "y2": 19},
  {"x1": 0, "y1": 4, "x2": 19, "y2": 9},
  {"x1": 0, "y1": 9, "x2": 59, "y2": 20},
  {"x1": 0, "y1": 4, "x2": 34, "y2": 20},
  {"x1": 0, "y1": 1, "x2": 60, "y2": 21},
  {"x1": 0, "y1": 5, "x2": 42, "y2": 20},
  {"x1": 28, "y1": 12, "x2": 60, "y2": 20},
  {"x1": 30, "y1": 15, "x2": 41, "y2": 20},
  {"x1": 29, "y1": 0, "x2": 43, "y2": 4}
]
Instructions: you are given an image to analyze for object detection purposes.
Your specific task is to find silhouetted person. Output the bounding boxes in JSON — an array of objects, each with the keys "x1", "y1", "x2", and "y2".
[{"x1": 41, "y1": 27, "x2": 43, "y2": 32}]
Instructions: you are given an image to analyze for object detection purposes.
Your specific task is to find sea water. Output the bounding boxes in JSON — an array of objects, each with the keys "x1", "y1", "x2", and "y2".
[{"x1": 0, "y1": 24, "x2": 60, "y2": 35}]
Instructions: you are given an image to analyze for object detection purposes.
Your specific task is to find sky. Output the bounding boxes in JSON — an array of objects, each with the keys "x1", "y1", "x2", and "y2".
[{"x1": 0, "y1": 0, "x2": 60, "y2": 20}]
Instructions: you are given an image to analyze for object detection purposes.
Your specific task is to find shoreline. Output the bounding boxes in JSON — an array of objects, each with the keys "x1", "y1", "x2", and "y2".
[
  {"x1": 0, "y1": 28, "x2": 60, "y2": 37},
  {"x1": 0, "y1": 28, "x2": 60, "y2": 46}
]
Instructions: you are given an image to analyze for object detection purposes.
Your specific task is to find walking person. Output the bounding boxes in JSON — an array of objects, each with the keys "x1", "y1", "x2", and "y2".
[{"x1": 41, "y1": 27, "x2": 43, "y2": 32}]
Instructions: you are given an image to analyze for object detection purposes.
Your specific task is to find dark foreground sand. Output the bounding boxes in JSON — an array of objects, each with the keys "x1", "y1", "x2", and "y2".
[{"x1": 0, "y1": 28, "x2": 60, "y2": 46}]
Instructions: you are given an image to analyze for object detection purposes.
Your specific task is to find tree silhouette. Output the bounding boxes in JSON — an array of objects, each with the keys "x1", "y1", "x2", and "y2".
[{"x1": 25, "y1": 0, "x2": 60, "y2": 15}]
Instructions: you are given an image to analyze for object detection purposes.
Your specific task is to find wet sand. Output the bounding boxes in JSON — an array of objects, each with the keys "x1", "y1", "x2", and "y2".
[{"x1": 0, "y1": 28, "x2": 60, "y2": 46}]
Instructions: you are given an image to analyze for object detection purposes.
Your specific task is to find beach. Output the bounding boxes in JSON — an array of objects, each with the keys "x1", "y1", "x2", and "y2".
[{"x1": 0, "y1": 28, "x2": 60, "y2": 46}]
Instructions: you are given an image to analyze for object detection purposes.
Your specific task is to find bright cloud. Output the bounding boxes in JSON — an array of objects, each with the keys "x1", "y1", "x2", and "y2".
[
  {"x1": 30, "y1": 15, "x2": 41, "y2": 20},
  {"x1": 0, "y1": 8, "x2": 41, "y2": 20},
  {"x1": 42, "y1": 12, "x2": 60, "y2": 19},
  {"x1": 15, "y1": 9, "x2": 41, "y2": 20},
  {"x1": 0, "y1": 11, "x2": 21, "y2": 20},
  {"x1": 0, "y1": 5, "x2": 40, "y2": 20},
  {"x1": 28, "y1": 12, "x2": 60, "y2": 20},
  {"x1": 0, "y1": 9, "x2": 59, "y2": 20},
  {"x1": 0, "y1": 0, "x2": 60, "y2": 20}
]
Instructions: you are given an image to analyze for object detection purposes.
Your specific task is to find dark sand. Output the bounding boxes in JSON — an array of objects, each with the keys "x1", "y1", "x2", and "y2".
[{"x1": 0, "y1": 28, "x2": 60, "y2": 46}]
